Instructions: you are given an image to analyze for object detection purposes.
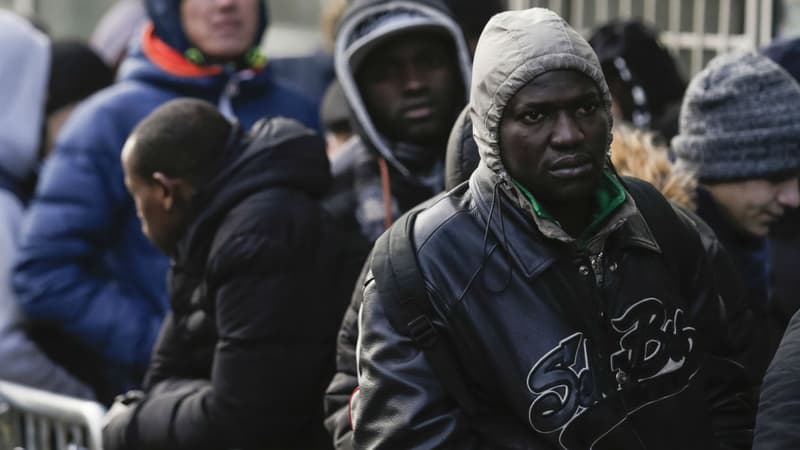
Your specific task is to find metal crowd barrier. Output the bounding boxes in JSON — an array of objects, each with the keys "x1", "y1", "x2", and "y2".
[{"x1": 0, "y1": 380, "x2": 106, "y2": 450}]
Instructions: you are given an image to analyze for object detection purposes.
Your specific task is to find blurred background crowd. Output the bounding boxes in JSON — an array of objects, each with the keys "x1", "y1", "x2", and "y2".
[{"x1": 3, "y1": 0, "x2": 800, "y2": 449}]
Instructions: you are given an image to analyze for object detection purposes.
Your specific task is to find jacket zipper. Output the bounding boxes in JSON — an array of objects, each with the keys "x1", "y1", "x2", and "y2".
[
  {"x1": 218, "y1": 69, "x2": 255, "y2": 120},
  {"x1": 589, "y1": 251, "x2": 605, "y2": 288},
  {"x1": 586, "y1": 248, "x2": 648, "y2": 448}
]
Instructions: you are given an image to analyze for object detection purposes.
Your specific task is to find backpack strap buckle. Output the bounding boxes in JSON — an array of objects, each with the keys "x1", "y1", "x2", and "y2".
[{"x1": 407, "y1": 315, "x2": 437, "y2": 348}]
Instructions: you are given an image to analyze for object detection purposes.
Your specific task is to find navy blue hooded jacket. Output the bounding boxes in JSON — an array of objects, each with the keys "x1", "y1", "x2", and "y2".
[{"x1": 13, "y1": 0, "x2": 319, "y2": 400}]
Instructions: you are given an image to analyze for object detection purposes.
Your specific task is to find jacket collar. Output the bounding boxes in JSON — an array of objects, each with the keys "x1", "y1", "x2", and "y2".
[
  {"x1": 469, "y1": 163, "x2": 660, "y2": 278},
  {"x1": 119, "y1": 25, "x2": 270, "y2": 99},
  {"x1": 141, "y1": 23, "x2": 223, "y2": 77},
  {"x1": 174, "y1": 118, "x2": 330, "y2": 263},
  {"x1": 511, "y1": 170, "x2": 628, "y2": 249}
]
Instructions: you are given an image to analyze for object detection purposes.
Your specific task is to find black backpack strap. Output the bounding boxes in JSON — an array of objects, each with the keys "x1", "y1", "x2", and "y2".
[
  {"x1": 371, "y1": 209, "x2": 480, "y2": 417},
  {"x1": 370, "y1": 178, "x2": 699, "y2": 420},
  {"x1": 623, "y1": 176, "x2": 700, "y2": 297}
]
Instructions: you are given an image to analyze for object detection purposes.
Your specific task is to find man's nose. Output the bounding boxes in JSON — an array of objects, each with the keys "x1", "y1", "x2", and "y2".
[
  {"x1": 551, "y1": 112, "x2": 583, "y2": 148},
  {"x1": 401, "y1": 63, "x2": 426, "y2": 92},
  {"x1": 777, "y1": 177, "x2": 800, "y2": 208}
]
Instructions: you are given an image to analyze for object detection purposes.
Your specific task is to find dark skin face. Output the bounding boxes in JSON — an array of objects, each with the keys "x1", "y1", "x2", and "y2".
[
  {"x1": 356, "y1": 32, "x2": 464, "y2": 148},
  {"x1": 500, "y1": 70, "x2": 610, "y2": 235},
  {"x1": 121, "y1": 136, "x2": 195, "y2": 255}
]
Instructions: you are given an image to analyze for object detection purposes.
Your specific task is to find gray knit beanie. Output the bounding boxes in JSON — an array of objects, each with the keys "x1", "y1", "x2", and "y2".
[{"x1": 672, "y1": 51, "x2": 800, "y2": 182}]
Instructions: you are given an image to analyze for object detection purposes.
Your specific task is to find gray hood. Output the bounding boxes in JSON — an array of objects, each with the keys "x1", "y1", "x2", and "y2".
[
  {"x1": 335, "y1": 0, "x2": 472, "y2": 177},
  {"x1": 469, "y1": 8, "x2": 612, "y2": 194},
  {"x1": 0, "y1": 11, "x2": 49, "y2": 181}
]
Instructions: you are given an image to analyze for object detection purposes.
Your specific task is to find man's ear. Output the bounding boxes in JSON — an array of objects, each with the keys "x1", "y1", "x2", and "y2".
[
  {"x1": 153, "y1": 172, "x2": 194, "y2": 212},
  {"x1": 152, "y1": 172, "x2": 176, "y2": 211}
]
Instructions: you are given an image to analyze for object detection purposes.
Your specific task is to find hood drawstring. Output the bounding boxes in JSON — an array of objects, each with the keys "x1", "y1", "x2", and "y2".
[
  {"x1": 378, "y1": 158, "x2": 394, "y2": 230},
  {"x1": 458, "y1": 178, "x2": 514, "y2": 302},
  {"x1": 217, "y1": 69, "x2": 255, "y2": 121},
  {"x1": 486, "y1": 177, "x2": 515, "y2": 294}
]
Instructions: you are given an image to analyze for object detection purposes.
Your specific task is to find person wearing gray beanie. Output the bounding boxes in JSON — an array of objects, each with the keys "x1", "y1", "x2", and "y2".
[
  {"x1": 756, "y1": 37, "x2": 800, "y2": 360},
  {"x1": 673, "y1": 51, "x2": 800, "y2": 183},
  {"x1": 350, "y1": 7, "x2": 756, "y2": 449},
  {"x1": 751, "y1": 38, "x2": 800, "y2": 450},
  {"x1": 673, "y1": 50, "x2": 800, "y2": 377}
]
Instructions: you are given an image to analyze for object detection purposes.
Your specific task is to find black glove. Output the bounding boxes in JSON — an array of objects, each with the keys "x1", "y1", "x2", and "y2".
[{"x1": 102, "y1": 390, "x2": 144, "y2": 450}]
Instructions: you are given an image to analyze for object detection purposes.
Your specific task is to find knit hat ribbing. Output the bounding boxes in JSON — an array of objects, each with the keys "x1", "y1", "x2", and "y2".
[{"x1": 672, "y1": 51, "x2": 800, "y2": 182}]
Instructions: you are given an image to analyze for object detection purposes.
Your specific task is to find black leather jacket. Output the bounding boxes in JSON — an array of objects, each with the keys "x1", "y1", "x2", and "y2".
[{"x1": 352, "y1": 164, "x2": 755, "y2": 449}]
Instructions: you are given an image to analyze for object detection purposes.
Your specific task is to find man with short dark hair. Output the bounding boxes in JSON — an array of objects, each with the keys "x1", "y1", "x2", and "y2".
[
  {"x1": 103, "y1": 98, "x2": 342, "y2": 450},
  {"x1": 13, "y1": 0, "x2": 319, "y2": 402},
  {"x1": 352, "y1": 8, "x2": 756, "y2": 448}
]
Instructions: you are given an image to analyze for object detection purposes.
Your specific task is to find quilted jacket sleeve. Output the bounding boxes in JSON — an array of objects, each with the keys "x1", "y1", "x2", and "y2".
[
  {"x1": 0, "y1": 194, "x2": 95, "y2": 399},
  {"x1": 12, "y1": 108, "x2": 164, "y2": 370},
  {"x1": 105, "y1": 230, "x2": 338, "y2": 450}
]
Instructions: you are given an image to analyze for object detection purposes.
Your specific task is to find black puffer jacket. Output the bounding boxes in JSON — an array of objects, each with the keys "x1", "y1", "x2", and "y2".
[{"x1": 104, "y1": 118, "x2": 347, "y2": 450}]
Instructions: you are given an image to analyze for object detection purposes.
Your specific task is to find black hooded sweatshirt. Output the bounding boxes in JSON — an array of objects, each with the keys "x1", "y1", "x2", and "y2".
[{"x1": 104, "y1": 117, "x2": 347, "y2": 450}]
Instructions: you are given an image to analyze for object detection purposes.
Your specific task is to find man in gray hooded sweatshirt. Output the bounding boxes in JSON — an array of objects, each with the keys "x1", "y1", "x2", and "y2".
[
  {"x1": 325, "y1": 0, "x2": 472, "y2": 243},
  {"x1": 0, "y1": 11, "x2": 97, "y2": 400},
  {"x1": 353, "y1": 8, "x2": 755, "y2": 449}
]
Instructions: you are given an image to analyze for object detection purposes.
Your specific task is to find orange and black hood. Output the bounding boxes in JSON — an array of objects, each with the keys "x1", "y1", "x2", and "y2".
[{"x1": 144, "y1": 0, "x2": 268, "y2": 64}]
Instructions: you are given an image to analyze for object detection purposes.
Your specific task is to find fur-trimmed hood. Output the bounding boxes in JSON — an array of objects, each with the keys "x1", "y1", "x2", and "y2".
[{"x1": 611, "y1": 124, "x2": 696, "y2": 209}]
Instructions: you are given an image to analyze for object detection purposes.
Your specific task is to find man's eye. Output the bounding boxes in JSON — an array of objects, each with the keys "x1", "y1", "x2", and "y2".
[
  {"x1": 367, "y1": 67, "x2": 390, "y2": 82},
  {"x1": 522, "y1": 111, "x2": 545, "y2": 123},
  {"x1": 577, "y1": 103, "x2": 598, "y2": 115},
  {"x1": 364, "y1": 61, "x2": 398, "y2": 83},
  {"x1": 415, "y1": 54, "x2": 436, "y2": 69}
]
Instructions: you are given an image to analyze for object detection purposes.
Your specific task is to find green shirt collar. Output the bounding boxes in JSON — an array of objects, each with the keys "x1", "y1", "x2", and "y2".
[{"x1": 513, "y1": 170, "x2": 627, "y2": 246}]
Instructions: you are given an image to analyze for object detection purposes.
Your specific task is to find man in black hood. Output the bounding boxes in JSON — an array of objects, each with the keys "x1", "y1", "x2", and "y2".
[{"x1": 103, "y1": 99, "x2": 344, "y2": 450}]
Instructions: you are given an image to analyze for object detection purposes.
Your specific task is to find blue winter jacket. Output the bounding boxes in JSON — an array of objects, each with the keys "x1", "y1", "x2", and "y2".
[{"x1": 12, "y1": 25, "x2": 320, "y2": 396}]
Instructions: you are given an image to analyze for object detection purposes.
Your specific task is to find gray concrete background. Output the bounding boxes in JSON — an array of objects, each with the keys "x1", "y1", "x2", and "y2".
[
  {"x1": 0, "y1": 0, "x2": 326, "y2": 57},
  {"x1": 3, "y1": 0, "x2": 800, "y2": 60}
]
